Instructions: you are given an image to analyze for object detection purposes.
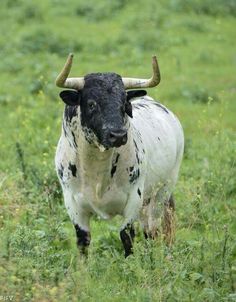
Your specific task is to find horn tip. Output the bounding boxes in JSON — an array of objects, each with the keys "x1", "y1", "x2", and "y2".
[
  {"x1": 152, "y1": 55, "x2": 157, "y2": 62},
  {"x1": 69, "y1": 53, "x2": 74, "y2": 57}
]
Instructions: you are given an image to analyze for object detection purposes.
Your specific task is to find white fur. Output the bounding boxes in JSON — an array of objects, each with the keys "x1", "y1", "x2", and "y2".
[{"x1": 55, "y1": 96, "x2": 184, "y2": 233}]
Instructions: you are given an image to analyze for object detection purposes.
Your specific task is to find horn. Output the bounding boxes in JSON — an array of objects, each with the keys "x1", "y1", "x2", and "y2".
[
  {"x1": 122, "y1": 56, "x2": 161, "y2": 89},
  {"x1": 55, "y1": 53, "x2": 85, "y2": 90}
]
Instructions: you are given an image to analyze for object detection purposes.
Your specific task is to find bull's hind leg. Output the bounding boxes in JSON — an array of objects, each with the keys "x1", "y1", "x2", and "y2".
[
  {"x1": 141, "y1": 196, "x2": 164, "y2": 240},
  {"x1": 163, "y1": 194, "x2": 175, "y2": 245},
  {"x1": 140, "y1": 189, "x2": 175, "y2": 244}
]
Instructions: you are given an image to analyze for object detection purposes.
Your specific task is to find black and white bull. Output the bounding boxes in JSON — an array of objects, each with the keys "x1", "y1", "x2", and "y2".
[{"x1": 55, "y1": 54, "x2": 184, "y2": 257}]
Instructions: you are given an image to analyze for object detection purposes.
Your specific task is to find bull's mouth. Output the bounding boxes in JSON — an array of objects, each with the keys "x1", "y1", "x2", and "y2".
[
  {"x1": 100, "y1": 129, "x2": 128, "y2": 150},
  {"x1": 82, "y1": 126, "x2": 128, "y2": 151},
  {"x1": 97, "y1": 138, "x2": 127, "y2": 151}
]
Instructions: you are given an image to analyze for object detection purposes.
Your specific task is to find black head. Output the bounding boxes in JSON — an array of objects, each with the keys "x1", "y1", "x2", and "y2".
[{"x1": 60, "y1": 72, "x2": 146, "y2": 149}]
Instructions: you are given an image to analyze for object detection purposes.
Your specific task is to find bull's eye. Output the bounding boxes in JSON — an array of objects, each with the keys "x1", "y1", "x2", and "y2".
[{"x1": 87, "y1": 100, "x2": 97, "y2": 112}]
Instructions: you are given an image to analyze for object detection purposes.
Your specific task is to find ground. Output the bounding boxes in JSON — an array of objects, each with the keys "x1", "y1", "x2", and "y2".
[{"x1": 0, "y1": 0, "x2": 235, "y2": 301}]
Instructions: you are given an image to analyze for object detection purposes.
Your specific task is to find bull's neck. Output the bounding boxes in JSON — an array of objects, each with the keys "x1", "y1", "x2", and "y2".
[
  {"x1": 63, "y1": 118, "x2": 133, "y2": 198},
  {"x1": 78, "y1": 134, "x2": 114, "y2": 176},
  {"x1": 77, "y1": 133, "x2": 116, "y2": 199}
]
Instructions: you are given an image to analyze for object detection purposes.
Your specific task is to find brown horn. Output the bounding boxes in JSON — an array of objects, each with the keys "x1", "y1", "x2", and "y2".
[
  {"x1": 55, "y1": 53, "x2": 85, "y2": 90},
  {"x1": 122, "y1": 56, "x2": 161, "y2": 89}
]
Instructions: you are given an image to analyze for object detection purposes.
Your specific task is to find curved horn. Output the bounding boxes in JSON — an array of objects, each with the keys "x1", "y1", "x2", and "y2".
[
  {"x1": 55, "y1": 53, "x2": 85, "y2": 90},
  {"x1": 122, "y1": 56, "x2": 161, "y2": 89}
]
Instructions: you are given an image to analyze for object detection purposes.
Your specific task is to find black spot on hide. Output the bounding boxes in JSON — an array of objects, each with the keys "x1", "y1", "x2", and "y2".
[
  {"x1": 111, "y1": 165, "x2": 117, "y2": 178},
  {"x1": 129, "y1": 168, "x2": 140, "y2": 184},
  {"x1": 133, "y1": 139, "x2": 139, "y2": 151},
  {"x1": 135, "y1": 103, "x2": 148, "y2": 109},
  {"x1": 64, "y1": 105, "x2": 78, "y2": 123},
  {"x1": 62, "y1": 122, "x2": 67, "y2": 137},
  {"x1": 137, "y1": 188, "x2": 141, "y2": 198},
  {"x1": 115, "y1": 153, "x2": 120, "y2": 164},
  {"x1": 136, "y1": 152, "x2": 140, "y2": 164},
  {"x1": 58, "y1": 164, "x2": 64, "y2": 180},
  {"x1": 133, "y1": 140, "x2": 141, "y2": 164},
  {"x1": 111, "y1": 153, "x2": 120, "y2": 178},
  {"x1": 71, "y1": 131, "x2": 78, "y2": 148},
  {"x1": 68, "y1": 162, "x2": 77, "y2": 177},
  {"x1": 153, "y1": 102, "x2": 169, "y2": 114}
]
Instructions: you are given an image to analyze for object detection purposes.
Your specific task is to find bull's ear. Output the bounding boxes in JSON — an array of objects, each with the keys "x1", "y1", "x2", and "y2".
[
  {"x1": 125, "y1": 101, "x2": 133, "y2": 118},
  {"x1": 126, "y1": 90, "x2": 147, "y2": 102},
  {"x1": 59, "y1": 90, "x2": 81, "y2": 106},
  {"x1": 125, "y1": 90, "x2": 147, "y2": 118}
]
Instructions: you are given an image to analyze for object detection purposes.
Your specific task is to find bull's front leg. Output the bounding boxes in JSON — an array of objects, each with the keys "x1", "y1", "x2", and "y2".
[
  {"x1": 63, "y1": 191, "x2": 91, "y2": 255},
  {"x1": 120, "y1": 223, "x2": 135, "y2": 258},
  {"x1": 74, "y1": 224, "x2": 91, "y2": 255},
  {"x1": 120, "y1": 186, "x2": 143, "y2": 257},
  {"x1": 73, "y1": 210, "x2": 91, "y2": 256}
]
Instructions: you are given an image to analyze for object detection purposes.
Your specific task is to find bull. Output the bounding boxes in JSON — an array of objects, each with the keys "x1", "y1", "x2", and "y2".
[{"x1": 55, "y1": 54, "x2": 184, "y2": 257}]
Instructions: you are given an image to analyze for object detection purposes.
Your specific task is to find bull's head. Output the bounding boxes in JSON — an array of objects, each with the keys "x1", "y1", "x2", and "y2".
[{"x1": 56, "y1": 54, "x2": 160, "y2": 150}]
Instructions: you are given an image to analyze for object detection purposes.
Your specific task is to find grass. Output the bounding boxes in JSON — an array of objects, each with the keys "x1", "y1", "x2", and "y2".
[{"x1": 0, "y1": 0, "x2": 236, "y2": 301}]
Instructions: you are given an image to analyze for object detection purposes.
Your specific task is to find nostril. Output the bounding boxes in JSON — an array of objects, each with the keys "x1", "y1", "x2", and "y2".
[
  {"x1": 122, "y1": 133, "x2": 127, "y2": 143},
  {"x1": 110, "y1": 130, "x2": 126, "y2": 138},
  {"x1": 109, "y1": 129, "x2": 127, "y2": 146},
  {"x1": 109, "y1": 132, "x2": 118, "y2": 143}
]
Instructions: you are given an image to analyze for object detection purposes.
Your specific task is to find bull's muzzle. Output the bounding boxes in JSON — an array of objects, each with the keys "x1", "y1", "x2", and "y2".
[{"x1": 108, "y1": 129, "x2": 127, "y2": 148}]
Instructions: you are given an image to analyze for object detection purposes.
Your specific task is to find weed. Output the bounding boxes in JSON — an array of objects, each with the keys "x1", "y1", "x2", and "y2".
[
  {"x1": 169, "y1": 0, "x2": 236, "y2": 16},
  {"x1": 181, "y1": 86, "x2": 219, "y2": 104},
  {"x1": 19, "y1": 28, "x2": 83, "y2": 56}
]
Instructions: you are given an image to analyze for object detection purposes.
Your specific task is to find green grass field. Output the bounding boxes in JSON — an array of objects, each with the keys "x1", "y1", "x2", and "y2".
[{"x1": 0, "y1": 0, "x2": 236, "y2": 301}]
